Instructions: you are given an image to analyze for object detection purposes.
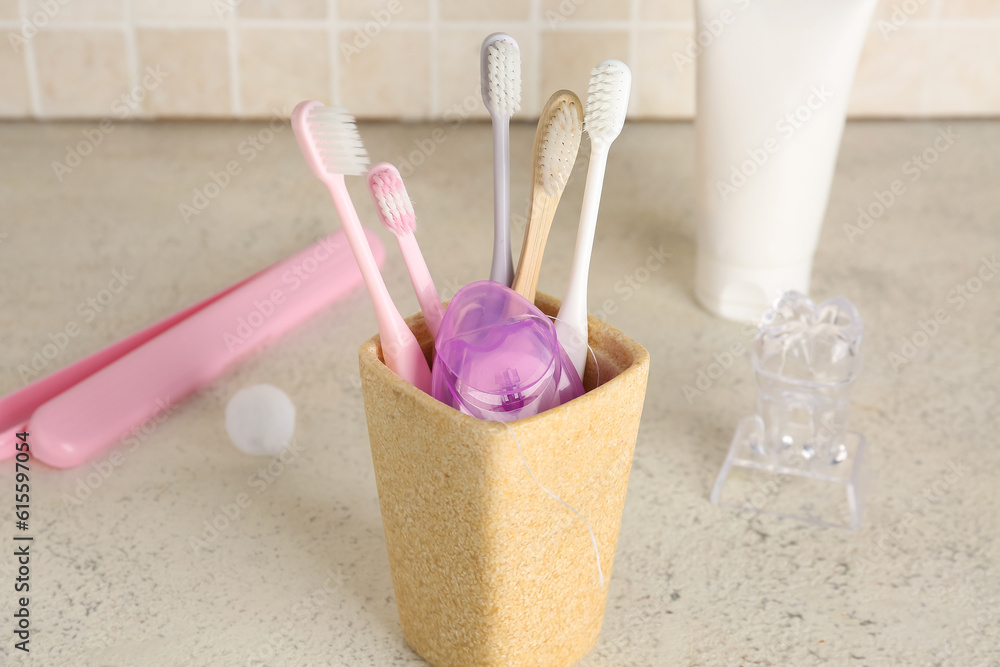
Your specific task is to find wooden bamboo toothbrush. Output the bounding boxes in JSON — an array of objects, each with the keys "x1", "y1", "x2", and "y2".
[{"x1": 511, "y1": 90, "x2": 584, "y2": 303}]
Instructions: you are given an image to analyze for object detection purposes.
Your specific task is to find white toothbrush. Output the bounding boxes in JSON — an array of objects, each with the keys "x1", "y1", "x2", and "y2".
[
  {"x1": 555, "y1": 60, "x2": 631, "y2": 379},
  {"x1": 367, "y1": 162, "x2": 445, "y2": 340},
  {"x1": 291, "y1": 101, "x2": 432, "y2": 393},
  {"x1": 481, "y1": 33, "x2": 522, "y2": 286}
]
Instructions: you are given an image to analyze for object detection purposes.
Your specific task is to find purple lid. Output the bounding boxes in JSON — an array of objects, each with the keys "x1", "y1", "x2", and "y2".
[{"x1": 432, "y1": 281, "x2": 584, "y2": 421}]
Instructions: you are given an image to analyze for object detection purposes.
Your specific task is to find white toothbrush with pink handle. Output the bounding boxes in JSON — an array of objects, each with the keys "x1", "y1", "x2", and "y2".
[
  {"x1": 367, "y1": 162, "x2": 445, "y2": 340},
  {"x1": 291, "y1": 101, "x2": 432, "y2": 393}
]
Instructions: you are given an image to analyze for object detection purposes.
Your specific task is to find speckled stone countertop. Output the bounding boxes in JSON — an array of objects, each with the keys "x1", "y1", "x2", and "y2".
[{"x1": 0, "y1": 119, "x2": 997, "y2": 666}]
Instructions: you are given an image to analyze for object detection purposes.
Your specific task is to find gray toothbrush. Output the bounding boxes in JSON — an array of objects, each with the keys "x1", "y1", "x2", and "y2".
[{"x1": 481, "y1": 33, "x2": 521, "y2": 286}]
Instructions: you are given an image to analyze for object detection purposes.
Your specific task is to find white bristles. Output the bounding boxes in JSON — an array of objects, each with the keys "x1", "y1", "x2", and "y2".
[
  {"x1": 368, "y1": 164, "x2": 416, "y2": 236},
  {"x1": 484, "y1": 35, "x2": 521, "y2": 117},
  {"x1": 539, "y1": 99, "x2": 582, "y2": 197},
  {"x1": 305, "y1": 105, "x2": 369, "y2": 176},
  {"x1": 584, "y1": 60, "x2": 631, "y2": 144}
]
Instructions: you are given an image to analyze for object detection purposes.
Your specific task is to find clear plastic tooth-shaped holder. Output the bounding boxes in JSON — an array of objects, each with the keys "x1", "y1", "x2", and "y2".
[{"x1": 711, "y1": 291, "x2": 867, "y2": 529}]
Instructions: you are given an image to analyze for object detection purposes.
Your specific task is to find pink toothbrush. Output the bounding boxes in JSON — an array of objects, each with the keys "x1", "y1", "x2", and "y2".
[
  {"x1": 367, "y1": 162, "x2": 445, "y2": 340},
  {"x1": 7, "y1": 230, "x2": 381, "y2": 468},
  {"x1": 292, "y1": 101, "x2": 432, "y2": 393}
]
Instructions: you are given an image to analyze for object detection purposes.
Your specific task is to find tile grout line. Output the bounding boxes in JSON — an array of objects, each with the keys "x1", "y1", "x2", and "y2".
[
  {"x1": 429, "y1": 0, "x2": 440, "y2": 117},
  {"x1": 227, "y1": 5, "x2": 241, "y2": 116},
  {"x1": 2, "y1": 17, "x2": 998, "y2": 31},
  {"x1": 121, "y1": 0, "x2": 141, "y2": 117},
  {"x1": 0, "y1": 19, "x2": 701, "y2": 30},
  {"x1": 628, "y1": 0, "x2": 640, "y2": 118},
  {"x1": 329, "y1": 0, "x2": 339, "y2": 106},
  {"x1": 18, "y1": 0, "x2": 42, "y2": 117},
  {"x1": 530, "y1": 0, "x2": 542, "y2": 116},
  {"x1": 0, "y1": 19, "x2": 324, "y2": 30},
  {"x1": 919, "y1": 0, "x2": 947, "y2": 117},
  {"x1": 3, "y1": 8, "x2": 998, "y2": 122}
]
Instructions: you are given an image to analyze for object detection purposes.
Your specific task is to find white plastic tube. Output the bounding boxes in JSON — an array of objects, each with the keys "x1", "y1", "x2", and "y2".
[{"x1": 694, "y1": 0, "x2": 877, "y2": 321}]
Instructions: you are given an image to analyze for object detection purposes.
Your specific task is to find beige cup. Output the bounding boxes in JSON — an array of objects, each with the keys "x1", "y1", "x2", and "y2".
[{"x1": 359, "y1": 293, "x2": 649, "y2": 667}]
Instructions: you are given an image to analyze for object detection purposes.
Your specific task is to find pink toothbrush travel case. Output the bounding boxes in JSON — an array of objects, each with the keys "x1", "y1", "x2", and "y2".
[{"x1": 5, "y1": 230, "x2": 381, "y2": 468}]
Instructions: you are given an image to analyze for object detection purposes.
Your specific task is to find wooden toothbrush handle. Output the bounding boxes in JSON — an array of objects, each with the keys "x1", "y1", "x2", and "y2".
[{"x1": 512, "y1": 188, "x2": 560, "y2": 304}]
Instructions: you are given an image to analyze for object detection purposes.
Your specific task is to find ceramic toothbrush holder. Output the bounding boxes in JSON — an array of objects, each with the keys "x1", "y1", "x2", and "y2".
[{"x1": 359, "y1": 292, "x2": 649, "y2": 667}]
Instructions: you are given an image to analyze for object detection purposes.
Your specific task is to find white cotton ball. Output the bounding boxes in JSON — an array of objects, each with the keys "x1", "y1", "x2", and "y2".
[{"x1": 225, "y1": 384, "x2": 296, "y2": 456}]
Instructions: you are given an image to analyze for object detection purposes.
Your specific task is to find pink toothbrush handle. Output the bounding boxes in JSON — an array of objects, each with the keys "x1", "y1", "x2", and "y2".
[
  {"x1": 27, "y1": 230, "x2": 382, "y2": 468},
  {"x1": 325, "y1": 177, "x2": 432, "y2": 393},
  {"x1": 397, "y1": 233, "x2": 444, "y2": 339},
  {"x1": 0, "y1": 257, "x2": 274, "y2": 460}
]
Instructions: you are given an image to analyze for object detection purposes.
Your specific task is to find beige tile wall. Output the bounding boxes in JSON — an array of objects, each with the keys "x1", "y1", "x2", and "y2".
[{"x1": 0, "y1": 0, "x2": 997, "y2": 120}]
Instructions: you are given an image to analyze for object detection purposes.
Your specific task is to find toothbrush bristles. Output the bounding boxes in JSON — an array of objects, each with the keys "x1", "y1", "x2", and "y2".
[
  {"x1": 368, "y1": 164, "x2": 416, "y2": 236},
  {"x1": 539, "y1": 99, "x2": 583, "y2": 196},
  {"x1": 584, "y1": 60, "x2": 631, "y2": 142},
  {"x1": 306, "y1": 105, "x2": 369, "y2": 176},
  {"x1": 486, "y1": 38, "x2": 522, "y2": 117}
]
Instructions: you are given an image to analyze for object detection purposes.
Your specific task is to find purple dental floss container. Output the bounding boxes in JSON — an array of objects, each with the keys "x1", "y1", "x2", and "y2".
[{"x1": 431, "y1": 281, "x2": 584, "y2": 422}]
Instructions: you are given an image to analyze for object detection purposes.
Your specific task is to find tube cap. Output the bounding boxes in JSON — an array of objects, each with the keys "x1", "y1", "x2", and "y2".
[{"x1": 695, "y1": 254, "x2": 813, "y2": 322}]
